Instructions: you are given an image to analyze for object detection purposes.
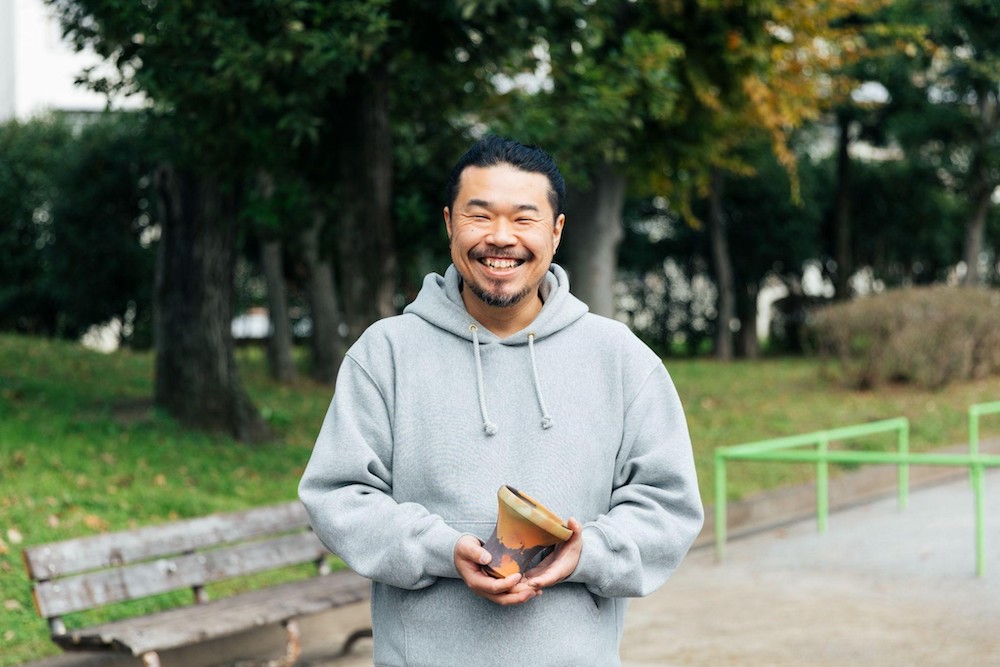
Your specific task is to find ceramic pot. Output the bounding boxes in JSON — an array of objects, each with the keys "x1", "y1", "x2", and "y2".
[{"x1": 481, "y1": 485, "x2": 572, "y2": 578}]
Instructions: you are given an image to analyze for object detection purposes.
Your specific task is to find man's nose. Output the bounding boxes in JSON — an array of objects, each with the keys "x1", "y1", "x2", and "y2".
[{"x1": 486, "y1": 217, "x2": 516, "y2": 246}]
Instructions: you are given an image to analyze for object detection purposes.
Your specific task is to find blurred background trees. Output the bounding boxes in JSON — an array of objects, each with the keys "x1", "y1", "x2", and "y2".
[{"x1": 1, "y1": 0, "x2": 997, "y2": 440}]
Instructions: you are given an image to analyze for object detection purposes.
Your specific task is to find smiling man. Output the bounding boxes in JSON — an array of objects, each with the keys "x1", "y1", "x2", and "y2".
[
  {"x1": 444, "y1": 159, "x2": 564, "y2": 334},
  {"x1": 299, "y1": 136, "x2": 703, "y2": 666}
]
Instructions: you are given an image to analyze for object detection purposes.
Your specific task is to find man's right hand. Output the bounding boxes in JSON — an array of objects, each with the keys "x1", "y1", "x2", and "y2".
[{"x1": 454, "y1": 535, "x2": 539, "y2": 606}]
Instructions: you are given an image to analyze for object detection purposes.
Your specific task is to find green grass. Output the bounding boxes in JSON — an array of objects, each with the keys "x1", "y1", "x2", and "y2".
[
  {"x1": 2, "y1": 334, "x2": 1000, "y2": 665},
  {"x1": 671, "y1": 356, "x2": 1000, "y2": 499}
]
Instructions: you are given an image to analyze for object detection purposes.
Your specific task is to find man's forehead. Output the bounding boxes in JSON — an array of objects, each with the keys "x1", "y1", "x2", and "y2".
[
  {"x1": 456, "y1": 164, "x2": 552, "y2": 201},
  {"x1": 463, "y1": 198, "x2": 542, "y2": 213}
]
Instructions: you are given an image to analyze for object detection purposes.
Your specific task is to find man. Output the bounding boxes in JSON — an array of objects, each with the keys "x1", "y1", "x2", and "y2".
[{"x1": 299, "y1": 136, "x2": 703, "y2": 666}]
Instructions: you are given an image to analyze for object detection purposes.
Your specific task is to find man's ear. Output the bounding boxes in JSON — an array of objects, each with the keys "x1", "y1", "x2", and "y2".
[
  {"x1": 552, "y1": 213, "x2": 566, "y2": 252},
  {"x1": 443, "y1": 206, "x2": 453, "y2": 242}
]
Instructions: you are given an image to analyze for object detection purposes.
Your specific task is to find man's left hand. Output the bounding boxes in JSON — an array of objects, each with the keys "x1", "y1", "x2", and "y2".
[{"x1": 522, "y1": 517, "x2": 583, "y2": 591}]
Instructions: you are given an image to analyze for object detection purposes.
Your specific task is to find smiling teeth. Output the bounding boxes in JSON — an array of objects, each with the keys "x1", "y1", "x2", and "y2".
[{"x1": 483, "y1": 258, "x2": 520, "y2": 269}]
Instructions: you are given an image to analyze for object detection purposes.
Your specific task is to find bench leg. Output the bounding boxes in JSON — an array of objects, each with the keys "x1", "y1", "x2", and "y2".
[
  {"x1": 274, "y1": 619, "x2": 301, "y2": 667},
  {"x1": 341, "y1": 627, "x2": 373, "y2": 656},
  {"x1": 141, "y1": 652, "x2": 161, "y2": 667}
]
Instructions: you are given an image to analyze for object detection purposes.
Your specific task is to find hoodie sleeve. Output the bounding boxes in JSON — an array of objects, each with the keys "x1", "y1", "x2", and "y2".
[
  {"x1": 565, "y1": 362, "x2": 704, "y2": 598},
  {"x1": 298, "y1": 353, "x2": 464, "y2": 590}
]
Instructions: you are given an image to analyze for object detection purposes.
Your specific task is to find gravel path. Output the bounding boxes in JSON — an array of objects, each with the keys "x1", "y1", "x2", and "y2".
[{"x1": 622, "y1": 474, "x2": 1000, "y2": 666}]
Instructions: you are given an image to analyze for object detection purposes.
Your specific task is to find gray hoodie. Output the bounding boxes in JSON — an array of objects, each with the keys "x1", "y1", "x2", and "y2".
[{"x1": 299, "y1": 264, "x2": 703, "y2": 666}]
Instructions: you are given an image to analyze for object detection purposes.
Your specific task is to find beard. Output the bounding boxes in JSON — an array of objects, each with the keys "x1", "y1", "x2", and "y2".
[
  {"x1": 457, "y1": 243, "x2": 538, "y2": 308},
  {"x1": 465, "y1": 278, "x2": 535, "y2": 308}
]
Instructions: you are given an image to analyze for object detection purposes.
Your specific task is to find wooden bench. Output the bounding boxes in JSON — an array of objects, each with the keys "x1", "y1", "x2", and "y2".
[{"x1": 23, "y1": 501, "x2": 371, "y2": 667}]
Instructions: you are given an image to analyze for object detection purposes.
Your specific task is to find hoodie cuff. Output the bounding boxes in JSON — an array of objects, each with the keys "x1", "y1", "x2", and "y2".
[
  {"x1": 421, "y1": 520, "x2": 467, "y2": 580},
  {"x1": 565, "y1": 525, "x2": 612, "y2": 590}
]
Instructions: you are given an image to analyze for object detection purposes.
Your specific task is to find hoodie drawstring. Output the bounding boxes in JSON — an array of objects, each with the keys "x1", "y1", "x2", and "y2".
[
  {"x1": 470, "y1": 325, "x2": 498, "y2": 436},
  {"x1": 528, "y1": 333, "x2": 554, "y2": 430},
  {"x1": 469, "y1": 325, "x2": 553, "y2": 436}
]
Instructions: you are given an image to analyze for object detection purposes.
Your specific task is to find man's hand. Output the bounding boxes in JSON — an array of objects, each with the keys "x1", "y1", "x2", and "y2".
[
  {"x1": 454, "y1": 535, "x2": 539, "y2": 606},
  {"x1": 523, "y1": 517, "x2": 584, "y2": 590}
]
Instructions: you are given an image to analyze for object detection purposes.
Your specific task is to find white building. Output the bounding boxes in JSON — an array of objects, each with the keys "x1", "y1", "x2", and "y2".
[{"x1": 0, "y1": 0, "x2": 142, "y2": 122}]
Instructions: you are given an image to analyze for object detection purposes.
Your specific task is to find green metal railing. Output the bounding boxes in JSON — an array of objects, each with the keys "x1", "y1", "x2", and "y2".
[
  {"x1": 967, "y1": 400, "x2": 1000, "y2": 574},
  {"x1": 714, "y1": 406, "x2": 1000, "y2": 577},
  {"x1": 969, "y1": 400, "x2": 1000, "y2": 455}
]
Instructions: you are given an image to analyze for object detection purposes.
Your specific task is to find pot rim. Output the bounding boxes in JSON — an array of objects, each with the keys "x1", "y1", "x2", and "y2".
[{"x1": 498, "y1": 485, "x2": 572, "y2": 541}]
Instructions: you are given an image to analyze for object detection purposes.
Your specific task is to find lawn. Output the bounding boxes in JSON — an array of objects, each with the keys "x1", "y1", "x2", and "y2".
[{"x1": 2, "y1": 333, "x2": 999, "y2": 665}]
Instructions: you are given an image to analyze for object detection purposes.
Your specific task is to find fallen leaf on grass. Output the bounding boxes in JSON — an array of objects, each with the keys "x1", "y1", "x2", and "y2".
[
  {"x1": 4, "y1": 599, "x2": 22, "y2": 611},
  {"x1": 47, "y1": 515, "x2": 60, "y2": 528},
  {"x1": 83, "y1": 514, "x2": 109, "y2": 531},
  {"x1": 6, "y1": 528, "x2": 22, "y2": 544},
  {"x1": 153, "y1": 474, "x2": 167, "y2": 487},
  {"x1": 0, "y1": 537, "x2": 7, "y2": 555}
]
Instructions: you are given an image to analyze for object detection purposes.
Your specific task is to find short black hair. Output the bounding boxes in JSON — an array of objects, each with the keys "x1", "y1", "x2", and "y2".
[{"x1": 445, "y1": 135, "x2": 565, "y2": 219}]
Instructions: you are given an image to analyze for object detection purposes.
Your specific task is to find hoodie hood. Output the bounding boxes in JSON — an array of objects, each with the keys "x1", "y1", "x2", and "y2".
[
  {"x1": 404, "y1": 263, "x2": 588, "y2": 436},
  {"x1": 404, "y1": 262, "x2": 588, "y2": 345}
]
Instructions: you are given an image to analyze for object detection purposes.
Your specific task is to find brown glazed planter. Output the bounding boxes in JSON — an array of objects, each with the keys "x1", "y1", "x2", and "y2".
[{"x1": 481, "y1": 485, "x2": 572, "y2": 579}]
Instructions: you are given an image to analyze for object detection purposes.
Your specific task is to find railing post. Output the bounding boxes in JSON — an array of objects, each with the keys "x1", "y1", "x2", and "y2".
[
  {"x1": 969, "y1": 405, "x2": 980, "y2": 456},
  {"x1": 967, "y1": 401, "x2": 1000, "y2": 577},
  {"x1": 898, "y1": 419, "x2": 909, "y2": 511},
  {"x1": 972, "y1": 461, "x2": 986, "y2": 577},
  {"x1": 817, "y1": 434, "x2": 829, "y2": 534},
  {"x1": 714, "y1": 450, "x2": 727, "y2": 563}
]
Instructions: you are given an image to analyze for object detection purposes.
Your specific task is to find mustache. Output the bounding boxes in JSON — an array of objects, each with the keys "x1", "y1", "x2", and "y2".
[{"x1": 470, "y1": 245, "x2": 531, "y2": 261}]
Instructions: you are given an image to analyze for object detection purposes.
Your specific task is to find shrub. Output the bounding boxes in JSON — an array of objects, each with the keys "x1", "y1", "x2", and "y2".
[{"x1": 808, "y1": 286, "x2": 1000, "y2": 390}]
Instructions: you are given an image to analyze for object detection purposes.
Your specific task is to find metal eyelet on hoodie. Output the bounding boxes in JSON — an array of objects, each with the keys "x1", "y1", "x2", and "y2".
[{"x1": 468, "y1": 325, "x2": 554, "y2": 436}]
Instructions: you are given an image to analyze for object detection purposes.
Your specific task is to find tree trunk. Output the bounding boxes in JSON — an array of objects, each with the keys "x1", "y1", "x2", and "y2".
[
  {"x1": 256, "y1": 171, "x2": 297, "y2": 383},
  {"x1": 708, "y1": 168, "x2": 735, "y2": 361},
  {"x1": 153, "y1": 164, "x2": 269, "y2": 442},
  {"x1": 335, "y1": 64, "x2": 397, "y2": 341},
  {"x1": 736, "y1": 281, "x2": 759, "y2": 359},
  {"x1": 302, "y1": 208, "x2": 345, "y2": 384},
  {"x1": 963, "y1": 187, "x2": 990, "y2": 285},
  {"x1": 261, "y1": 239, "x2": 297, "y2": 382},
  {"x1": 963, "y1": 91, "x2": 998, "y2": 286},
  {"x1": 833, "y1": 111, "x2": 853, "y2": 300},
  {"x1": 561, "y1": 163, "x2": 626, "y2": 318}
]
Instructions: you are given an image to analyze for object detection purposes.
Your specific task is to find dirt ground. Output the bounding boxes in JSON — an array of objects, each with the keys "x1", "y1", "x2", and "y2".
[{"x1": 622, "y1": 535, "x2": 999, "y2": 665}]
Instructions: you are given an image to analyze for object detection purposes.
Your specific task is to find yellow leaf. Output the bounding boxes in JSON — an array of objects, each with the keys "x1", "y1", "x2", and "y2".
[
  {"x1": 4, "y1": 599, "x2": 22, "y2": 611},
  {"x1": 6, "y1": 528, "x2": 23, "y2": 545},
  {"x1": 83, "y1": 515, "x2": 109, "y2": 531},
  {"x1": 153, "y1": 474, "x2": 167, "y2": 487},
  {"x1": 47, "y1": 515, "x2": 60, "y2": 528}
]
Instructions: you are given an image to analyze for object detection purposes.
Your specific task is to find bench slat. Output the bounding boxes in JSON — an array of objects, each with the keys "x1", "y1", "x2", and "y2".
[
  {"x1": 54, "y1": 570, "x2": 371, "y2": 655},
  {"x1": 33, "y1": 531, "x2": 329, "y2": 618},
  {"x1": 24, "y1": 501, "x2": 310, "y2": 579}
]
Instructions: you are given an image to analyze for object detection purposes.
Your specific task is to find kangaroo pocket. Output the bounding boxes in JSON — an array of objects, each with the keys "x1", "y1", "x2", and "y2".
[{"x1": 390, "y1": 578, "x2": 617, "y2": 667}]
